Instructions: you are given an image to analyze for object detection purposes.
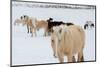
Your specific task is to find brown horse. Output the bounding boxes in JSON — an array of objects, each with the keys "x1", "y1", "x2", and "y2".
[{"x1": 35, "y1": 20, "x2": 48, "y2": 36}]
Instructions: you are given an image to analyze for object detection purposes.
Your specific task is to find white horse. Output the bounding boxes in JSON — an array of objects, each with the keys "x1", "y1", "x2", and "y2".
[
  {"x1": 51, "y1": 25, "x2": 85, "y2": 63},
  {"x1": 14, "y1": 15, "x2": 37, "y2": 37}
]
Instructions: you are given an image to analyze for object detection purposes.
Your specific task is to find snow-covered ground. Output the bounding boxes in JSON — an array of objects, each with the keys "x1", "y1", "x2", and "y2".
[{"x1": 12, "y1": 1, "x2": 96, "y2": 65}]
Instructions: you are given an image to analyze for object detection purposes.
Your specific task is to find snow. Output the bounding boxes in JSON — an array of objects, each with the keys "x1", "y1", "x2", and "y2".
[{"x1": 12, "y1": 1, "x2": 96, "y2": 65}]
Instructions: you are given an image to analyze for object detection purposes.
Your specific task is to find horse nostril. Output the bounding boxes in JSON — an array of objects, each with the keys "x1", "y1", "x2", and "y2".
[{"x1": 53, "y1": 54, "x2": 57, "y2": 58}]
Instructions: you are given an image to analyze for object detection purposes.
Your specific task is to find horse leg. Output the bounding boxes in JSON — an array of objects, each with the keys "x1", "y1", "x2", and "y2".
[
  {"x1": 58, "y1": 51, "x2": 64, "y2": 63},
  {"x1": 78, "y1": 51, "x2": 84, "y2": 62},
  {"x1": 44, "y1": 28, "x2": 48, "y2": 36},
  {"x1": 31, "y1": 27, "x2": 35, "y2": 37},
  {"x1": 44, "y1": 31, "x2": 46, "y2": 36},
  {"x1": 34, "y1": 28, "x2": 37, "y2": 37},
  {"x1": 31, "y1": 33, "x2": 33, "y2": 37},
  {"x1": 51, "y1": 42, "x2": 57, "y2": 58},
  {"x1": 29, "y1": 27, "x2": 33, "y2": 37},
  {"x1": 27, "y1": 25, "x2": 29, "y2": 33},
  {"x1": 47, "y1": 29, "x2": 51, "y2": 36},
  {"x1": 67, "y1": 54, "x2": 73, "y2": 63},
  {"x1": 72, "y1": 56, "x2": 76, "y2": 62},
  {"x1": 30, "y1": 27, "x2": 32, "y2": 33},
  {"x1": 43, "y1": 27, "x2": 46, "y2": 36}
]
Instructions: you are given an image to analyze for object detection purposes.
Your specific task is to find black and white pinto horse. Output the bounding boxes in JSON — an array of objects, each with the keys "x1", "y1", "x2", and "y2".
[
  {"x1": 47, "y1": 18, "x2": 74, "y2": 32},
  {"x1": 84, "y1": 21, "x2": 94, "y2": 30}
]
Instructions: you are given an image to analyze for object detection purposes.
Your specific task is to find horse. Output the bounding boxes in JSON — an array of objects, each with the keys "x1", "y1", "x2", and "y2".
[
  {"x1": 35, "y1": 20, "x2": 48, "y2": 36},
  {"x1": 84, "y1": 21, "x2": 94, "y2": 29},
  {"x1": 51, "y1": 25, "x2": 85, "y2": 63},
  {"x1": 47, "y1": 17, "x2": 74, "y2": 32},
  {"x1": 19, "y1": 15, "x2": 37, "y2": 37}
]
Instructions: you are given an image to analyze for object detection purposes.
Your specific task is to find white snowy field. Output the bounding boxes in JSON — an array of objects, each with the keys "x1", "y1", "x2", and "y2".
[{"x1": 12, "y1": 1, "x2": 96, "y2": 65}]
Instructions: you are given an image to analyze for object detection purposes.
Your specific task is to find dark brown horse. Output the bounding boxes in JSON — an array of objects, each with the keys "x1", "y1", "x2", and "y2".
[{"x1": 47, "y1": 18, "x2": 74, "y2": 32}]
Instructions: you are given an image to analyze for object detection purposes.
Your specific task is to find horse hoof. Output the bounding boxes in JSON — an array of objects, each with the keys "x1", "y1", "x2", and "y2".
[{"x1": 53, "y1": 54, "x2": 57, "y2": 58}]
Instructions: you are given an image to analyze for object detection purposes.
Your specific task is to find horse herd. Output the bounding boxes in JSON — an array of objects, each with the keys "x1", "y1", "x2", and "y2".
[{"x1": 14, "y1": 15, "x2": 95, "y2": 63}]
